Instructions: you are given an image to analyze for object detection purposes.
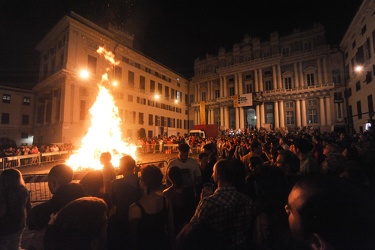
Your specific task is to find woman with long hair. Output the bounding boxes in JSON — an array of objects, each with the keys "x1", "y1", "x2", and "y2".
[
  {"x1": 128, "y1": 165, "x2": 174, "y2": 250},
  {"x1": 0, "y1": 168, "x2": 30, "y2": 249}
]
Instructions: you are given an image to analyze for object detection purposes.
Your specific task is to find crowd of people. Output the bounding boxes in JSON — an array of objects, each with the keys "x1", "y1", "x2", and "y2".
[{"x1": 0, "y1": 128, "x2": 375, "y2": 249}]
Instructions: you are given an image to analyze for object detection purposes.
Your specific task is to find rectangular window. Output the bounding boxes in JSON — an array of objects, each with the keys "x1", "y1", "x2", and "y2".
[
  {"x1": 356, "y1": 81, "x2": 361, "y2": 91},
  {"x1": 332, "y1": 69, "x2": 341, "y2": 84},
  {"x1": 308, "y1": 109, "x2": 317, "y2": 124},
  {"x1": 171, "y1": 89, "x2": 175, "y2": 99},
  {"x1": 140, "y1": 76, "x2": 145, "y2": 91},
  {"x1": 165, "y1": 86, "x2": 169, "y2": 98},
  {"x1": 155, "y1": 115, "x2": 160, "y2": 126},
  {"x1": 60, "y1": 53, "x2": 64, "y2": 68},
  {"x1": 215, "y1": 89, "x2": 220, "y2": 98},
  {"x1": 128, "y1": 71, "x2": 134, "y2": 87},
  {"x1": 88, "y1": 55, "x2": 97, "y2": 74},
  {"x1": 23, "y1": 97, "x2": 31, "y2": 105},
  {"x1": 245, "y1": 83, "x2": 252, "y2": 93},
  {"x1": 158, "y1": 83, "x2": 163, "y2": 94},
  {"x1": 306, "y1": 73, "x2": 315, "y2": 86},
  {"x1": 2, "y1": 94, "x2": 11, "y2": 103},
  {"x1": 80, "y1": 100, "x2": 86, "y2": 120},
  {"x1": 176, "y1": 91, "x2": 182, "y2": 102},
  {"x1": 128, "y1": 95, "x2": 133, "y2": 102},
  {"x1": 284, "y1": 77, "x2": 292, "y2": 89},
  {"x1": 264, "y1": 80, "x2": 273, "y2": 91},
  {"x1": 115, "y1": 66, "x2": 122, "y2": 81},
  {"x1": 189, "y1": 95, "x2": 194, "y2": 104},
  {"x1": 149, "y1": 114, "x2": 153, "y2": 125},
  {"x1": 357, "y1": 101, "x2": 362, "y2": 119},
  {"x1": 22, "y1": 115, "x2": 29, "y2": 125},
  {"x1": 139, "y1": 112, "x2": 144, "y2": 125},
  {"x1": 361, "y1": 25, "x2": 367, "y2": 35},
  {"x1": 286, "y1": 111, "x2": 294, "y2": 125},
  {"x1": 150, "y1": 80, "x2": 155, "y2": 93},
  {"x1": 21, "y1": 132, "x2": 28, "y2": 139},
  {"x1": 285, "y1": 102, "x2": 294, "y2": 108},
  {"x1": 132, "y1": 111, "x2": 136, "y2": 124},
  {"x1": 201, "y1": 92, "x2": 207, "y2": 101},
  {"x1": 229, "y1": 86, "x2": 235, "y2": 96},
  {"x1": 368, "y1": 94, "x2": 374, "y2": 115},
  {"x1": 1, "y1": 113, "x2": 9, "y2": 124},
  {"x1": 308, "y1": 99, "x2": 317, "y2": 106}
]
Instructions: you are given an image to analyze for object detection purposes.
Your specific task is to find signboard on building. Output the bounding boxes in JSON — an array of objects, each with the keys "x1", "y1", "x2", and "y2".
[{"x1": 233, "y1": 93, "x2": 253, "y2": 107}]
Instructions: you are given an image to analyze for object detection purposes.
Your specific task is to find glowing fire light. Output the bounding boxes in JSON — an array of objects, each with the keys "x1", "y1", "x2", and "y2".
[{"x1": 67, "y1": 46, "x2": 137, "y2": 171}]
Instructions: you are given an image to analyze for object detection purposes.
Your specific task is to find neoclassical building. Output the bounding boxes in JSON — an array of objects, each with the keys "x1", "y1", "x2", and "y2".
[
  {"x1": 340, "y1": 0, "x2": 375, "y2": 134},
  {"x1": 33, "y1": 12, "x2": 189, "y2": 146},
  {"x1": 190, "y1": 24, "x2": 346, "y2": 133}
]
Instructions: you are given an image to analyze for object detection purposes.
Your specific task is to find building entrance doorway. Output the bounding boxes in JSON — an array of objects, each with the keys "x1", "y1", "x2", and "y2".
[{"x1": 246, "y1": 108, "x2": 256, "y2": 129}]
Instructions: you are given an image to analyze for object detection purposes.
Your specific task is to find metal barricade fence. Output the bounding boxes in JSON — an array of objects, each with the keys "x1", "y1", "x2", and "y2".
[
  {"x1": 23, "y1": 160, "x2": 169, "y2": 204},
  {"x1": 0, "y1": 151, "x2": 73, "y2": 171}
]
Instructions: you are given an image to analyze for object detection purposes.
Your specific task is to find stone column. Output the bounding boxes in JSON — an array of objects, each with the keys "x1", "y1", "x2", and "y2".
[
  {"x1": 220, "y1": 77, "x2": 224, "y2": 98},
  {"x1": 224, "y1": 107, "x2": 229, "y2": 128},
  {"x1": 294, "y1": 63, "x2": 299, "y2": 87},
  {"x1": 301, "y1": 99, "x2": 307, "y2": 127},
  {"x1": 210, "y1": 109, "x2": 215, "y2": 125},
  {"x1": 235, "y1": 107, "x2": 240, "y2": 129},
  {"x1": 240, "y1": 107, "x2": 245, "y2": 130},
  {"x1": 223, "y1": 76, "x2": 228, "y2": 97},
  {"x1": 259, "y1": 69, "x2": 263, "y2": 91},
  {"x1": 325, "y1": 96, "x2": 332, "y2": 126},
  {"x1": 254, "y1": 70, "x2": 259, "y2": 92},
  {"x1": 299, "y1": 62, "x2": 304, "y2": 87},
  {"x1": 273, "y1": 65, "x2": 277, "y2": 89},
  {"x1": 238, "y1": 73, "x2": 243, "y2": 94},
  {"x1": 279, "y1": 100, "x2": 285, "y2": 128},
  {"x1": 220, "y1": 107, "x2": 224, "y2": 127},
  {"x1": 274, "y1": 101, "x2": 280, "y2": 128},
  {"x1": 195, "y1": 83, "x2": 199, "y2": 102},
  {"x1": 195, "y1": 110, "x2": 200, "y2": 125},
  {"x1": 256, "y1": 105, "x2": 260, "y2": 129},
  {"x1": 323, "y1": 57, "x2": 328, "y2": 84},
  {"x1": 278, "y1": 64, "x2": 283, "y2": 89},
  {"x1": 317, "y1": 58, "x2": 322, "y2": 85},
  {"x1": 320, "y1": 97, "x2": 326, "y2": 126},
  {"x1": 296, "y1": 100, "x2": 301, "y2": 127},
  {"x1": 234, "y1": 74, "x2": 238, "y2": 95},
  {"x1": 261, "y1": 103, "x2": 265, "y2": 127}
]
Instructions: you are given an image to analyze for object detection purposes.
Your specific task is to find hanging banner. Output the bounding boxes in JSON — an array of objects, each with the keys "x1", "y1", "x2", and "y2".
[
  {"x1": 233, "y1": 93, "x2": 253, "y2": 107},
  {"x1": 200, "y1": 101, "x2": 206, "y2": 125}
]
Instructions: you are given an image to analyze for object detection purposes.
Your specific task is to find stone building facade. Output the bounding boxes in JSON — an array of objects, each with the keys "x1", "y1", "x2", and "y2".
[
  {"x1": 190, "y1": 24, "x2": 346, "y2": 133},
  {"x1": 340, "y1": 0, "x2": 375, "y2": 134},
  {"x1": 33, "y1": 12, "x2": 189, "y2": 146}
]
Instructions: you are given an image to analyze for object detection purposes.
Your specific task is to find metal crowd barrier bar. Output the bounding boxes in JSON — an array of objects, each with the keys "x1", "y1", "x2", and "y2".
[{"x1": 23, "y1": 160, "x2": 169, "y2": 204}]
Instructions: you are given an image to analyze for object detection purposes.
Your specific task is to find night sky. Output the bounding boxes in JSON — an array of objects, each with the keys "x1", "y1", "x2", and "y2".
[{"x1": 0, "y1": 0, "x2": 363, "y2": 89}]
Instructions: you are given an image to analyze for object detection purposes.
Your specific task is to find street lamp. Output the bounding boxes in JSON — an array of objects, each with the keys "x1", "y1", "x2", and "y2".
[{"x1": 79, "y1": 69, "x2": 90, "y2": 79}]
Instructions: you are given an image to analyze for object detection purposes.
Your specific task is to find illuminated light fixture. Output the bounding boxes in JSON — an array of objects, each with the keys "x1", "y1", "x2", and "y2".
[
  {"x1": 174, "y1": 99, "x2": 178, "y2": 104},
  {"x1": 254, "y1": 116, "x2": 257, "y2": 119},
  {"x1": 79, "y1": 69, "x2": 90, "y2": 79},
  {"x1": 112, "y1": 81, "x2": 118, "y2": 86},
  {"x1": 154, "y1": 94, "x2": 160, "y2": 100},
  {"x1": 355, "y1": 65, "x2": 363, "y2": 72}
]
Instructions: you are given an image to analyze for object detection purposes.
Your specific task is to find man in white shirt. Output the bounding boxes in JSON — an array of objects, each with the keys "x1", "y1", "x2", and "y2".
[{"x1": 168, "y1": 143, "x2": 201, "y2": 190}]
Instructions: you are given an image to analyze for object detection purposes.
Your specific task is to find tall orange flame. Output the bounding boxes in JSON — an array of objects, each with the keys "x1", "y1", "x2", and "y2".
[{"x1": 67, "y1": 46, "x2": 137, "y2": 171}]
